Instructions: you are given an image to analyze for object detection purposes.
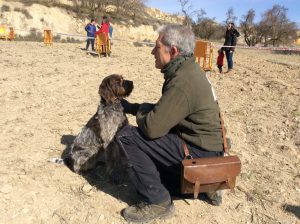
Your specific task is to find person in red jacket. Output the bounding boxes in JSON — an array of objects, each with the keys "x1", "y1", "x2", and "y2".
[
  {"x1": 216, "y1": 48, "x2": 225, "y2": 73},
  {"x1": 95, "y1": 15, "x2": 110, "y2": 38}
]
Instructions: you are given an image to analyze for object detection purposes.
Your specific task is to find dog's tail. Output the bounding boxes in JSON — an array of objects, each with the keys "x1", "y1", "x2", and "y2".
[{"x1": 48, "y1": 157, "x2": 65, "y2": 165}]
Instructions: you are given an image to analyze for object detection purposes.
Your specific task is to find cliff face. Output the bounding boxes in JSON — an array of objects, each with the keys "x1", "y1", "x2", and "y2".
[{"x1": 0, "y1": 1, "x2": 184, "y2": 41}]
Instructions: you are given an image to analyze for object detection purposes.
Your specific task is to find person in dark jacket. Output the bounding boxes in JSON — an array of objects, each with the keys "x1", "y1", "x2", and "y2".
[
  {"x1": 223, "y1": 22, "x2": 240, "y2": 73},
  {"x1": 117, "y1": 24, "x2": 224, "y2": 223},
  {"x1": 85, "y1": 19, "x2": 96, "y2": 51}
]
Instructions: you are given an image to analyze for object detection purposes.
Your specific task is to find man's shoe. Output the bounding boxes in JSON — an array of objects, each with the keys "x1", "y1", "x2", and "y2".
[
  {"x1": 122, "y1": 200, "x2": 175, "y2": 223},
  {"x1": 206, "y1": 190, "x2": 223, "y2": 206},
  {"x1": 226, "y1": 69, "x2": 233, "y2": 73}
]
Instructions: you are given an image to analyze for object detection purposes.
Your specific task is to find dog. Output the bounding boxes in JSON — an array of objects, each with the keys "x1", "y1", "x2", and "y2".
[{"x1": 50, "y1": 74, "x2": 133, "y2": 178}]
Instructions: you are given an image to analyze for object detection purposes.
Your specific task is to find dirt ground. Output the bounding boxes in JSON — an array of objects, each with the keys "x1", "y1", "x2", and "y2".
[{"x1": 0, "y1": 40, "x2": 299, "y2": 224}]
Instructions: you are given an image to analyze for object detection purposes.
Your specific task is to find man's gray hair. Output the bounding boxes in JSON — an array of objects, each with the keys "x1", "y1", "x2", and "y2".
[{"x1": 157, "y1": 24, "x2": 195, "y2": 55}]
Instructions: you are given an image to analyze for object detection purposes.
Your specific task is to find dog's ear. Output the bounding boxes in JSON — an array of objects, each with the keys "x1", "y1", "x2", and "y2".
[{"x1": 99, "y1": 82, "x2": 115, "y2": 104}]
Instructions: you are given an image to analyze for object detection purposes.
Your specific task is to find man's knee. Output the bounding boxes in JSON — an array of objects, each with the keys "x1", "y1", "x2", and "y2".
[
  {"x1": 116, "y1": 124, "x2": 136, "y2": 139},
  {"x1": 116, "y1": 125, "x2": 140, "y2": 153}
]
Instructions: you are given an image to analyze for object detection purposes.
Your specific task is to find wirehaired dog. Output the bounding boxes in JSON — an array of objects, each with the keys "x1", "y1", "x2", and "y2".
[{"x1": 52, "y1": 74, "x2": 133, "y2": 179}]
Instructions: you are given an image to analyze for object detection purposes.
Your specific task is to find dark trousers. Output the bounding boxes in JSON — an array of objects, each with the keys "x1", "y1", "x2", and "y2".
[
  {"x1": 225, "y1": 50, "x2": 234, "y2": 69},
  {"x1": 86, "y1": 38, "x2": 95, "y2": 51},
  {"x1": 116, "y1": 125, "x2": 223, "y2": 204}
]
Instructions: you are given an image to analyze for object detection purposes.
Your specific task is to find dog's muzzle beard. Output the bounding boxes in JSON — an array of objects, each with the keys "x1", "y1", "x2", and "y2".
[{"x1": 123, "y1": 80, "x2": 134, "y2": 97}]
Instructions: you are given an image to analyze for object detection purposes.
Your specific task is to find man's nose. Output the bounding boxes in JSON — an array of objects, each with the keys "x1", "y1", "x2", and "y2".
[{"x1": 151, "y1": 47, "x2": 155, "y2": 55}]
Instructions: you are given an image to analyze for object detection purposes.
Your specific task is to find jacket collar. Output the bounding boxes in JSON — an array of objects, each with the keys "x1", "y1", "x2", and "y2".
[{"x1": 161, "y1": 54, "x2": 194, "y2": 79}]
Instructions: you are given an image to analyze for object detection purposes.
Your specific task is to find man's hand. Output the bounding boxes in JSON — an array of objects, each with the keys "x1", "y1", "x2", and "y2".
[
  {"x1": 121, "y1": 99, "x2": 140, "y2": 116},
  {"x1": 138, "y1": 103, "x2": 155, "y2": 113}
]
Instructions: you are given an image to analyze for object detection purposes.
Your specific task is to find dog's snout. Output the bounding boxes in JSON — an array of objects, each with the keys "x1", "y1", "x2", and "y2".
[{"x1": 124, "y1": 80, "x2": 134, "y2": 90}]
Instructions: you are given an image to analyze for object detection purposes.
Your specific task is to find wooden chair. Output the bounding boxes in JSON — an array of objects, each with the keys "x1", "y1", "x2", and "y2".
[
  {"x1": 95, "y1": 33, "x2": 111, "y2": 58},
  {"x1": 0, "y1": 25, "x2": 8, "y2": 40},
  {"x1": 9, "y1": 27, "x2": 14, "y2": 41},
  {"x1": 44, "y1": 29, "x2": 53, "y2": 46},
  {"x1": 194, "y1": 40, "x2": 213, "y2": 71}
]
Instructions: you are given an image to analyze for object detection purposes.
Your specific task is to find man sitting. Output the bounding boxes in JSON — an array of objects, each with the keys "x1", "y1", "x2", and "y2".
[{"x1": 117, "y1": 24, "x2": 224, "y2": 223}]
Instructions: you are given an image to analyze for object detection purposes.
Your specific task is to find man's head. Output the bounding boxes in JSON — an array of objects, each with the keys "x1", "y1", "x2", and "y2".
[
  {"x1": 103, "y1": 15, "x2": 109, "y2": 23},
  {"x1": 91, "y1": 19, "x2": 96, "y2": 24},
  {"x1": 227, "y1": 22, "x2": 234, "y2": 30},
  {"x1": 151, "y1": 24, "x2": 195, "y2": 69}
]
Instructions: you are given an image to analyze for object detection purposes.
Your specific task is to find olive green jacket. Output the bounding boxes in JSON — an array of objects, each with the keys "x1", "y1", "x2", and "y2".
[{"x1": 136, "y1": 56, "x2": 223, "y2": 152}]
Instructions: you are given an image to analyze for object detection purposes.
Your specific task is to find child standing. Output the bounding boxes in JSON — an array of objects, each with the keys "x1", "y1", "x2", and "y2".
[
  {"x1": 217, "y1": 48, "x2": 224, "y2": 73},
  {"x1": 85, "y1": 19, "x2": 96, "y2": 51}
]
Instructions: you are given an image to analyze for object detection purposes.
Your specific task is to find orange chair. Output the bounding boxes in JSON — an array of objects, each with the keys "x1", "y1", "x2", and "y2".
[
  {"x1": 44, "y1": 29, "x2": 53, "y2": 46},
  {"x1": 0, "y1": 25, "x2": 8, "y2": 40},
  {"x1": 194, "y1": 40, "x2": 213, "y2": 71},
  {"x1": 9, "y1": 27, "x2": 14, "y2": 41},
  {"x1": 95, "y1": 33, "x2": 111, "y2": 57}
]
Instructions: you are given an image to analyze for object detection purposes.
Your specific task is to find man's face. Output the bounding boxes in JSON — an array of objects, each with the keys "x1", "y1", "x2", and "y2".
[
  {"x1": 227, "y1": 23, "x2": 232, "y2": 29},
  {"x1": 151, "y1": 34, "x2": 172, "y2": 69}
]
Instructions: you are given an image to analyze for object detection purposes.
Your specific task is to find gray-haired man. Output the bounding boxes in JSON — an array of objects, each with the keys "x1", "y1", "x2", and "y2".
[{"x1": 117, "y1": 24, "x2": 223, "y2": 223}]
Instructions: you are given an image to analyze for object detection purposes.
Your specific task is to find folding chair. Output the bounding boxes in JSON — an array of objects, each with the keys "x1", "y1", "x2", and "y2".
[
  {"x1": 9, "y1": 27, "x2": 14, "y2": 41},
  {"x1": 95, "y1": 33, "x2": 111, "y2": 58},
  {"x1": 0, "y1": 25, "x2": 8, "y2": 40},
  {"x1": 44, "y1": 29, "x2": 53, "y2": 46},
  {"x1": 194, "y1": 40, "x2": 213, "y2": 71}
]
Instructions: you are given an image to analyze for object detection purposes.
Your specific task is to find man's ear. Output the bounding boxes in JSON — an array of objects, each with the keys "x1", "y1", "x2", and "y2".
[{"x1": 170, "y1": 46, "x2": 179, "y2": 59}]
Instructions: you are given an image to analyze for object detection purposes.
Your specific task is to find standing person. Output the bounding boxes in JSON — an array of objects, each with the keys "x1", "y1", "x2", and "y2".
[
  {"x1": 95, "y1": 15, "x2": 111, "y2": 55},
  {"x1": 223, "y1": 22, "x2": 240, "y2": 73},
  {"x1": 95, "y1": 15, "x2": 110, "y2": 37},
  {"x1": 117, "y1": 24, "x2": 224, "y2": 223},
  {"x1": 109, "y1": 25, "x2": 113, "y2": 40},
  {"x1": 85, "y1": 19, "x2": 96, "y2": 51},
  {"x1": 217, "y1": 48, "x2": 225, "y2": 73}
]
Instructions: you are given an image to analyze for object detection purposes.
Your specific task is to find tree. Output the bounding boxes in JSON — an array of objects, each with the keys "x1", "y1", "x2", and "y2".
[
  {"x1": 240, "y1": 9, "x2": 260, "y2": 46},
  {"x1": 258, "y1": 5, "x2": 297, "y2": 46},
  {"x1": 70, "y1": 0, "x2": 109, "y2": 17},
  {"x1": 70, "y1": 0, "x2": 146, "y2": 18},
  {"x1": 225, "y1": 7, "x2": 237, "y2": 25},
  {"x1": 193, "y1": 15, "x2": 219, "y2": 40},
  {"x1": 178, "y1": 0, "x2": 201, "y2": 26},
  {"x1": 113, "y1": 0, "x2": 147, "y2": 19}
]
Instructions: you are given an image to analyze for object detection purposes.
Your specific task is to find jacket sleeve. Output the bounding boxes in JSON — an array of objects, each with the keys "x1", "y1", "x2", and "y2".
[
  {"x1": 120, "y1": 99, "x2": 141, "y2": 116},
  {"x1": 136, "y1": 86, "x2": 190, "y2": 139},
  {"x1": 230, "y1": 30, "x2": 240, "y2": 51},
  {"x1": 85, "y1": 24, "x2": 89, "y2": 32}
]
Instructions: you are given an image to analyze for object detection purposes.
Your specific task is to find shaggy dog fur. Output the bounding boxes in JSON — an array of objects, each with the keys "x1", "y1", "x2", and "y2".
[{"x1": 61, "y1": 74, "x2": 133, "y2": 176}]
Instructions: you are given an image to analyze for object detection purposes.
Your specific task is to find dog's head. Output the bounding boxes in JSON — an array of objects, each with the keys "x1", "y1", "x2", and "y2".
[{"x1": 99, "y1": 74, "x2": 134, "y2": 104}]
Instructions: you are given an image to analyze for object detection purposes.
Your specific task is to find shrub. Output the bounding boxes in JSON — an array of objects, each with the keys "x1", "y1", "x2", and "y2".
[
  {"x1": 14, "y1": 29, "x2": 44, "y2": 42},
  {"x1": 14, "y1": 7, "x2": 33, "y2": 19},
  {"x1": 1, "y1": 5, "x2": 11, "y2": 12}
]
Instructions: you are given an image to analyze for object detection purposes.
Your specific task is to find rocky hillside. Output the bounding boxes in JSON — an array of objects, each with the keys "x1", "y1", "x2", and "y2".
[{"x1": 0, "y1": 1, "x2": 184, "y2": 42}]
